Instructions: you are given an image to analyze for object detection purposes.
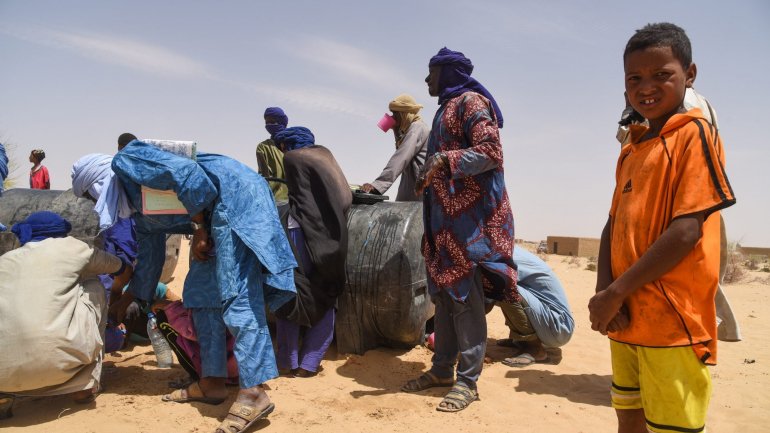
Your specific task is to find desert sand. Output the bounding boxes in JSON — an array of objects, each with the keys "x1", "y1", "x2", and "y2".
[{"x1": 2, "y1": 241, "x2": 768, "y2": 433}]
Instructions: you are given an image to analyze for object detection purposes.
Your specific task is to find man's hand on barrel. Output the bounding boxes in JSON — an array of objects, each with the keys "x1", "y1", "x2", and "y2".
[{"x1": 415, "y1": 152, "x2": 449, "y2": 195}]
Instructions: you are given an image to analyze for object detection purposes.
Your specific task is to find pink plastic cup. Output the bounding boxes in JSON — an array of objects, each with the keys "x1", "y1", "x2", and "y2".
[{"x1": 377, "y1": 113, "x2": 396, "y2": 132}]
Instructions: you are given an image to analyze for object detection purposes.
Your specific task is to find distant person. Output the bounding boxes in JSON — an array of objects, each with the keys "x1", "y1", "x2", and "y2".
[
  {"x1": 496, "y1": 248, "x2": 574, "y2": 367},
  {"x1": 272, "y1": 127, "x2": 352, "y2": 377},
  {"x1": 28, "y1": 149, "x2": 50, "y2": 190},
  {"x1": 0, "y1": 142, "x2": 8, "y2": 196},
  {"x1": 616, "y1": 88, "x2": 741, "y2": 342},
  {"x1": 361, "y1": 94, "x2": 428, "y2": 201},
  {"x1": 401, "y1": 47, "x2": 515, "y2": 413},
  {"x1": 0, "y1": 211, "x2": 133, "y2": 419},
  {"x1": 256, "y1": 107, "x2": 289, "y2": 202},
  {"x1": 588, "y1": 23, "x2": 736, "y2": 433}
]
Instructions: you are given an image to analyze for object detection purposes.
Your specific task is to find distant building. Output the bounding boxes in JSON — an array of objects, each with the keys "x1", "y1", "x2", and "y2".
[
  {"x1": 737, "y1": 245, "x2": 770, "y2": 260},
  {"x1": 546, "y1": 236, "x2": 600, "y2": 258}
]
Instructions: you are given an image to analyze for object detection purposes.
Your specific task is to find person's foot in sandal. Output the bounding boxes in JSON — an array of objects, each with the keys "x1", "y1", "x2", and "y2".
[
  {"x1": 162, "y1": 378, "x2": 228, "y2": 405},
  {"x1": 401, "y1": 371, "x2": 454, "y2": 392},
  {"x1": 436, "y1": 382, "x2": 478, "y2": 412},
  {"x1": 501, "y1": 340, "x2": 549, "y2": 367},
  {"x1": 215, "y1": 385, "x2": 274, "y2": 433}
]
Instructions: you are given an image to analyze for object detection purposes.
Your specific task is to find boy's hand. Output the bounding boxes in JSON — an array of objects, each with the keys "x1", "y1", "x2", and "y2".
[
  {"x1": 607, "y1": 304, "x2": 630, "y2": 333},
  {"x1": 588, "y1": 286, "x2": 626, "y2": 335}
]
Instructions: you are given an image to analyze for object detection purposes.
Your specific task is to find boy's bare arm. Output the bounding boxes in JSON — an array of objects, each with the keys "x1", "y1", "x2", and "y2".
[
  {"x1": 595, "y1": 217, "x2": 613, "y2": 293},
  {"x1": 588, "y1": 211, "x2": 705, "y2": 334}
]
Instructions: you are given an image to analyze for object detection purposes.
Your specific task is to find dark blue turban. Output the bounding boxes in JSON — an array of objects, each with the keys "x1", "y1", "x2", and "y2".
[
  {"x1": 264, "y1": 107, "x2": 289, "y2": 126},
  {"x1": 11, "y1": 211, "x2": 72, "y2": 246},
  {"x1": 429, "y1": 47, "x2": 504, "y2": 128},
  {"x1": 264, "y1": 107, "x2": 289, "y2": 138},
  {"x1": 273, "y1": 127, "x2": 315, "y2": 152}
]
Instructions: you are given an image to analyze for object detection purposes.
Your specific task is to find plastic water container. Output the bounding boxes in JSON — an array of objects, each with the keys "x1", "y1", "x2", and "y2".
[
  {"x1": 337, "y1": 201, "x2": 433, "y2": 354},
  {"x1": 146, "y1": 312, "x2": 173, "y2": 368}
]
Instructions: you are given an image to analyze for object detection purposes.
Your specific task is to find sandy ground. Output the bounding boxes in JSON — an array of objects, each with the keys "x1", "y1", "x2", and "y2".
[{"x1": 3, "y1": 241, "x2": 768, "y2": 433}]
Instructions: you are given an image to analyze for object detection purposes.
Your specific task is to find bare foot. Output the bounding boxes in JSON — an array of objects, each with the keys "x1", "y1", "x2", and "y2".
[
  {"x1": 71, "y1": 388, "x2": 95, "y2": 404},
  {"x1": 198, "y1": 377, "x2": 228, "y2": 401}
]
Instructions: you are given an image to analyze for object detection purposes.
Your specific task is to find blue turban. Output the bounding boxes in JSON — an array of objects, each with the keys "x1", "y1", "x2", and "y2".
[
  {"x1": 0, "y1": 143, "x2": 8, "y2": 195},
  {"x1": 273, "y1": 127, "x2": 315, "y2": 152},
  {"x1": 11, "y1": 211, "x2": 72, "y2": 246},
  {"x1": 429, "y1": 47, "x2": 504, "y2": 128},
  {"x1": 264, "y1": 107, "x2": 289, "y2": 138},
  {"x1": 71, "y1": 153, "x2": 133, "y2": 232}
]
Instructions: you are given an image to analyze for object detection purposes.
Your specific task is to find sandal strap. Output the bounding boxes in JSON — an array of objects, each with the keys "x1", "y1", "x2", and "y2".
[
  {"x1": 217, "y1": 417, "x2": 246, "y2": 433},
  {"x1": 444, "y1": 383, "x2": 478, "y2": 402},
  {"x1": 229, "y1": 401, "x2": 259, "y2": 420}
]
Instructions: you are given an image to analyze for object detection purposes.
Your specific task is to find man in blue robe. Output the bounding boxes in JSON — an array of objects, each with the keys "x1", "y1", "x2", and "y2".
[{"x1": 111, "y1": 137, "x2": 296, "y2": 431}]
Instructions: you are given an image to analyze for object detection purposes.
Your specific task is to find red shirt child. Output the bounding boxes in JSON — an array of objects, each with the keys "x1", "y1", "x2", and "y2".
[{"x1": 29, "y1": 149, "x2": 50, "y2": 190}]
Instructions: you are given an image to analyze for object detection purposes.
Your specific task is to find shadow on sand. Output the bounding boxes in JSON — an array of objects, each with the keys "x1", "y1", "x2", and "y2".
[
  {"x1": 334, "y1": 346, "x2": 429, "y2": 398},
  {"x1": 504, "y1": 369, "x2": 612, "y2": 407}
]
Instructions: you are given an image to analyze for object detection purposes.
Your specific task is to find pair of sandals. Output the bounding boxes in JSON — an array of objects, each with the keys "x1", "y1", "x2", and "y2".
[
  {"x1": 401, "y1": 372, "x2": 478, "y2": 412},
  {"x1": 162, "y1": 382, "x2": 274, "y2": 432}
]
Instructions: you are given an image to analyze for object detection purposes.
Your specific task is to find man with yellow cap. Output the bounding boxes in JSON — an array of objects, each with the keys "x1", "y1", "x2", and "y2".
[{"x1": 361, "y1": 94, "x2": 428, "y2": 201}]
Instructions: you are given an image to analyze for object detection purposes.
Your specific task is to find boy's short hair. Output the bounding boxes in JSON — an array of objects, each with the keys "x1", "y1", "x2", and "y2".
[
  {"x1": 624, "y1": 22, "x2": 692, "y2": 68},
  {"x1": 31, "y1": 149, "x2": 46, "y2": 162}
]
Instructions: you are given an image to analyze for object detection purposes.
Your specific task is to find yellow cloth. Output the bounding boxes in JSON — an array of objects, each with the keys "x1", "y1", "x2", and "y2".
[
  {"x1": 388, "y1": 94, "x2": 424, "y2": 144},
  {"x1": 610, "y1": 340, "x2": 711, "y2": 432}
]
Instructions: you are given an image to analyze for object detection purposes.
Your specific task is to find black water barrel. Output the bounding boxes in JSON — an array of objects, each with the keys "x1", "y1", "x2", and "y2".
[
  {"x1": 0, "y1": 188, "x2": 180, "y2": 283},
  {"x1": 338, "y1": 201, "x2": 432, "y2": 354}
]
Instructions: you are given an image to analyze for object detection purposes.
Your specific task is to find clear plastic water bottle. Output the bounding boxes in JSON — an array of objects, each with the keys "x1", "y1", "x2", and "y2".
[{"x1": 146, "y1": 312, "x2": 173, "y2": 368}]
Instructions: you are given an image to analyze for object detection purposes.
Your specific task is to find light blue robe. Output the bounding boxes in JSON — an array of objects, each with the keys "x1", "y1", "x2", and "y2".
[{"x1": 112, "y1": 141, "x2": 297, "y2": 386}]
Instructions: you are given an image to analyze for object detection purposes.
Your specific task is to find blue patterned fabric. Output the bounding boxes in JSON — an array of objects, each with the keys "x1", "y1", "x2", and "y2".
[{"x1": 422, "y1": 92, "x2": 517, "y2": 303}]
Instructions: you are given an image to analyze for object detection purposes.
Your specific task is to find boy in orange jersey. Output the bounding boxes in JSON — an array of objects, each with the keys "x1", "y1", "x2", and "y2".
[{"x1": 588, "y1": 23, "x2": 735, "y2": 433}]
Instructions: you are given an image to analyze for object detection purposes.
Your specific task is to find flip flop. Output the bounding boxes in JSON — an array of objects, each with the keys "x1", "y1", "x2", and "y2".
[
  {"x1": 215, "y1": 401, "x2": 275, "y2": 433},
  {"x1": 161, "y1": 382, "x2": 226, "y2": 405},
  {"x1": 401, "y1": 371, "x2": 454, "y2": 393},
  {"x1": 501, "y1": 352, "x2": 549, "y2": 367},
  {"x1": 436, "y1": 382, "x2": 478, "y2": 412}
]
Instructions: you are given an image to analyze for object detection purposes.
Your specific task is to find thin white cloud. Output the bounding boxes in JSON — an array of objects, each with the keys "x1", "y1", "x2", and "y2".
[
  {"x1": 0, "y1": 25, "x2": 380, "y2": 118},
  {"x1": 0, "y1": 25, "x2": 213, "y2": 79},
  {"x1": 218, "y1": 77, "x2": 379, "y2": 119},
  {"x1": 285, "y1": 36, "x2": 412, "y2": 88}
]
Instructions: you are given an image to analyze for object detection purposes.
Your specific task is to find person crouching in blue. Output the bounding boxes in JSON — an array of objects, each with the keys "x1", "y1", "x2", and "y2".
[{"x1": 111, "y1": 133, "x2": 297, "y2": 432}]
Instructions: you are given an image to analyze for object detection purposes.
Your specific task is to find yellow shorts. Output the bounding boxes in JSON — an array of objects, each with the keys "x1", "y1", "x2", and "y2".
[{"x1": 610, "y1": 340, "x2": 712, "y2": 433}]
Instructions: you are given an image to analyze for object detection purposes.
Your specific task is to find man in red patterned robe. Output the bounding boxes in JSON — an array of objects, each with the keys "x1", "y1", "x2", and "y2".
[{"x1": 401, "y1": 47, "x2": 518, "y2": 412}]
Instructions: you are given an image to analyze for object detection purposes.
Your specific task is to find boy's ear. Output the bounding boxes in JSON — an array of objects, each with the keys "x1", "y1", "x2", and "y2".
[{"x1": 685, "y1": 63, "x2": 697, "y2": 88}]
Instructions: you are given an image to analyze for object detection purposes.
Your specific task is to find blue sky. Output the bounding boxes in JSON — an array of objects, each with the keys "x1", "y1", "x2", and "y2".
[{"x1": 1, "y1": 1, "x2": 768, "y2": 245}]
